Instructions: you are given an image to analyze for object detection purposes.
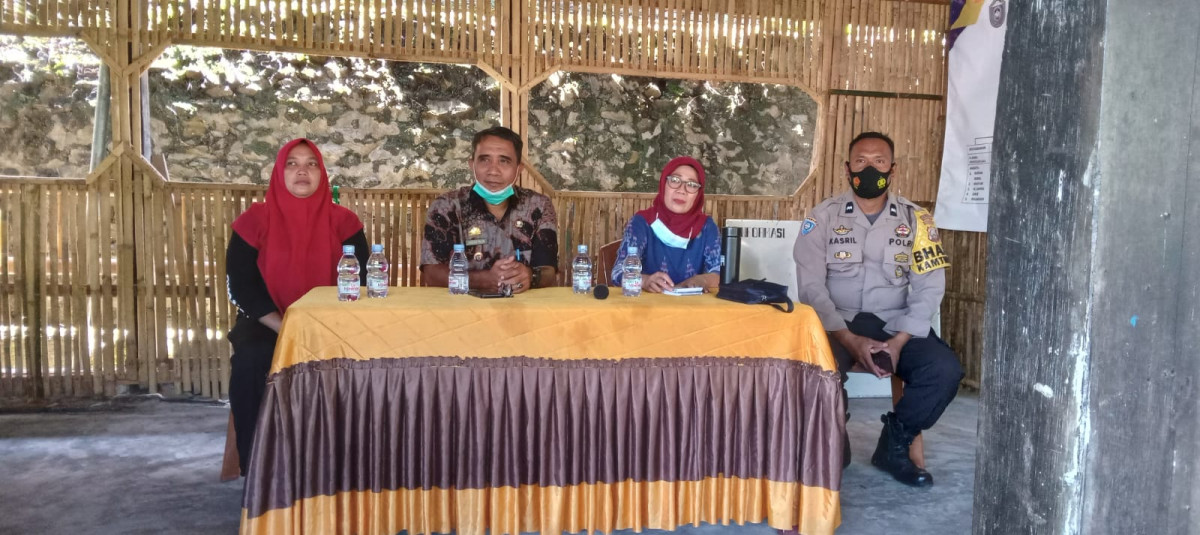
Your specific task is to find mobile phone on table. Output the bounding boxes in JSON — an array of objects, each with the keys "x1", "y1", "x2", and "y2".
[{"x1": 468, "y1": 289, "x2": 511, "y2": 299}]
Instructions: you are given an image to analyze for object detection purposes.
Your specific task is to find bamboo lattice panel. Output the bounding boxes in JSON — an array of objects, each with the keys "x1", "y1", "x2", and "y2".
[
  {"x1": 0, "y1": 0, "x2": 969, "y2": 398},
  {"x1": 524, "y1": 0, "x2": 826, "y2": 85},
  {"x1": 0, "y1": 178, "x2": 131, "y2": 398},
  {"x1": 828, "y1": 0, "x2": 947, "y2": 93},
  {"x1": 941, "y1": 228, "x2": 985, "y2": 389},
  {"x1": 813, "y1": 94, "x2": 945, "y2": 204}
]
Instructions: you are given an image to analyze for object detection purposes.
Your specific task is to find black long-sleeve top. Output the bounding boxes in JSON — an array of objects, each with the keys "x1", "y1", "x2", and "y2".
[{"x1": 226, "y1": 229, "x2": 370, "y2": 321}]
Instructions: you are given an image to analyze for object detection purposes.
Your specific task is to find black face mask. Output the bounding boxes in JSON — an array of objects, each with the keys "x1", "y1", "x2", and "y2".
[{"x1": 847, "y1": 164, "x2": 892, "y2": 199}]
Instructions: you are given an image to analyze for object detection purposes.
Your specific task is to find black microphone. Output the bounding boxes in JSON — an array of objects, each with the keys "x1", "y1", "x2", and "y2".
[{"x1": 592, "y1": 285, "x2": 609, "y2": 300}]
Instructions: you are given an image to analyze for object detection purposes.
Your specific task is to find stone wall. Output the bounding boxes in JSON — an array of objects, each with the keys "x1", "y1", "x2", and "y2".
[
  {"x1": 2, "y1": 40, "x2": 817, "y2": 194},
  {"x1": 527, "y1": 72, "x2": 817, "y2": 195},
  {"x1": 148, "y1": 47, "x2": 500, "y2": 188},
  {"x1": 0, "y1": 36, "x2": 100, "y2": 178}
]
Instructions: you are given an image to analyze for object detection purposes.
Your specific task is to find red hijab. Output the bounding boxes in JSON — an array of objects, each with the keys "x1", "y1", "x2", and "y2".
[
  {"x1": 636, "y1": 156, "x2": 709, "y2": 239},
  {"x1": 231, "y1": 139, "x2": 363, "y2": 312}
]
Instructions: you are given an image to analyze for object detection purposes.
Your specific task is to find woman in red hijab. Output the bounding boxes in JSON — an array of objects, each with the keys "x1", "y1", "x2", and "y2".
[
  {"x1": 225, "y1": 138, "x2": 366, "y2": 475},
  {"x1": 610, "y1": 156, "x2": 721, "y2": 292}
]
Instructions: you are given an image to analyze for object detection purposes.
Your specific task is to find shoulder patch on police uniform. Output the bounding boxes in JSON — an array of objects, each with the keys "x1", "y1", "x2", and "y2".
[
  {"x1": 801, "y1": 217, "x2": 817, "y2": 235},
  {"x1": 844, "y1": 202, "x2": 855, "y2": 214},
  {"x1": 889, "y1": 204, "x2": 898, "y2": 217},
  {"x1": 833, "y1": 225, "x2": 851, "y2": 235},
  {"x1": 918, "y1": 210, "x2": 941, "y2": 242},
  {"x1": 910, "y1": 209, "x2": 950, "y2": 274}
]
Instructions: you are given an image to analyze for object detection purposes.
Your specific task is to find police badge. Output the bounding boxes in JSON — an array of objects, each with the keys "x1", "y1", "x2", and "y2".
[{"x1": 801, "y1": 217, "x2": 817, "y2": 236}]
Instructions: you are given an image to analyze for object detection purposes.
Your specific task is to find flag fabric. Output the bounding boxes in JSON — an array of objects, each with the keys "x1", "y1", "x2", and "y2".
[{"x1": 934, "y1": 0, "x2": 1008, "y2": 232}]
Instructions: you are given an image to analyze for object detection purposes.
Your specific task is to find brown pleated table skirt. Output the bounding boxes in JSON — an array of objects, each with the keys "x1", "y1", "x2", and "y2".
[{"x1": 240, "y1": 287, "x2": 843, "y2": 535}]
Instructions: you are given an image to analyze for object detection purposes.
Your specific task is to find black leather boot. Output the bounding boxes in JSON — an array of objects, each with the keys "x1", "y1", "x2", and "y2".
[{"x1": 871, "y1": 412, "x2": 933, "y2": 487}]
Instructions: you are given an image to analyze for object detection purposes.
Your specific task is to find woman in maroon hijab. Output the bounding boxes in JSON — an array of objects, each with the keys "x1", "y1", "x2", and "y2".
[
  {"x1": 225, "y1": 138, "x2": 367, "y2": 475},
  {"x1": 610, "y1": 156, "x2": 722, "y2": 292}
]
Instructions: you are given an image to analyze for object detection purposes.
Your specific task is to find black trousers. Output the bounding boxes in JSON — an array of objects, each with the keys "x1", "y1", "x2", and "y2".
[
  {"x1": 828, "y1": 313, "x2": 964, "y2": 431},
  {"x1": 227, "y1": 318, "x2": 278, "y2": 476}
]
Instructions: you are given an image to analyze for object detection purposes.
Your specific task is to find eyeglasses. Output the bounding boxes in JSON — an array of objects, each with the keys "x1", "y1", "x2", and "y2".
[{"x1": 665, "y1": 175, "x2": 702, "y2": 193}]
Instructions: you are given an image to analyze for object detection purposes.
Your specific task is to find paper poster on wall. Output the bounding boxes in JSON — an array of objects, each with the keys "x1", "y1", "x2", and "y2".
[
  {"x1": 727, "y1": 218, "x2": 892, "y2": 398},
  {"x1": 725, "y1": 219, "x2": 801, "y2": 303},
  {"x1": 934, "y1": 0, "x2": 1008, "y2": 232}
]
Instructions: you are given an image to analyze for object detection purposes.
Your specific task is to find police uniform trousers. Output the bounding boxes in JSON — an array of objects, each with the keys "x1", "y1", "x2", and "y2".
[
  {"x1": 227, "y1": 318, "x2": 279, "y2": 476},
  {"x1": 828, "y1": 312, "x2": 964, "y2": 431}
]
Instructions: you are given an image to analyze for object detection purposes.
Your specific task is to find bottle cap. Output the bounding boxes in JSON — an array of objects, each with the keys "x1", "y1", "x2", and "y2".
[
  {"x1": 453, "y1": 243, "x2": 465, "y2": 252},
  {"x1": 628, "y1": 246, "x2": 638, "y2": 255},
  {"x1": 343, "y1": 245, "x2": 355, "y2": 254},
  {"x1": 578, "y1": 244, "x2": 588, "y2": 254},
  {"x1": 371, "y1": 244, "x2": 384, "y2": 253}
]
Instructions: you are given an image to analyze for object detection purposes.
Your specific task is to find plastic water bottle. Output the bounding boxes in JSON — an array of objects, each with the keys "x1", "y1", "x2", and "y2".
[
  {"x1": 621, "y1": 246, "x2": 642, "y2": 297},
  {"x1": 337, "y1": 245, "x2": 360, "y2": 301},
  {"x1": 449, "y1": 244, "x2": 469, "y2": 295},
  {"x1": 572, "y1": 244, "x2": 592, "y2": 295},
  {"x1": 366, "y1": 244, "x2": 388, "y2": 298}
]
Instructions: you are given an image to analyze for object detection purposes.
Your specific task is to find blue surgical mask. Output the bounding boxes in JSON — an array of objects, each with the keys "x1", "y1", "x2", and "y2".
[{"x1": 473, "y1": 181, "x2": 515, "y2": 205}]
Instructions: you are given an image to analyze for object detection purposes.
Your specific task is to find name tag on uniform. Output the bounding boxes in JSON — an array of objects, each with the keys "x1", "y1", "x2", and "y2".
[{"x1": 465, "y1": 226, "x2": 485, "y2": 247}]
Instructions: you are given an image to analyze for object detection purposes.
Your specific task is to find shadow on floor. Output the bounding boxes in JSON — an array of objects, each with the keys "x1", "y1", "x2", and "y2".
[{"x1": 0, "y1": 394, "x2": 977, "y2": 534}]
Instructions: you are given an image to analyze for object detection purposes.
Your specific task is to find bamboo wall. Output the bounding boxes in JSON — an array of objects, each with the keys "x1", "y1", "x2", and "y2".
[{"x1": 1, "y1": 0, "x2": 987, "y2": 399}]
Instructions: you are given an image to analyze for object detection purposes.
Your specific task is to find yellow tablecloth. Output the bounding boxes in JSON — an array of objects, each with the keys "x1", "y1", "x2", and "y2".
[
  {"x1": 241, "y1": 287, "x2": 843, "y2": 535},
  {"x1": 271, "y1": 287, "x2": 838, "y2": 371}
]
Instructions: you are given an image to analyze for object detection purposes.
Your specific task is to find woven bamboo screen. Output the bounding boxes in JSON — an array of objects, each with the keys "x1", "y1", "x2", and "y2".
[{"x1": 1, "y1": 0, "x2": 985, "y2": 399}]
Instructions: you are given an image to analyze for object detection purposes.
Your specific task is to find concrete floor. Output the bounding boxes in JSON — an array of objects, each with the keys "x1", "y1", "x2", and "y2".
[{"x1": 0, "y1": 394, "x2": 978, "y2": 535}]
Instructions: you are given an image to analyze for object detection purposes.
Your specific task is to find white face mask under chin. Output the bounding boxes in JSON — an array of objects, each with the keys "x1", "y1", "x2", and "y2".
[
  {"x1": 650, "y1": 217, "x2": 692, "y2": 249},
  {"x1": 475, "y1": 181, "x2": 509, "y2": 195},
  {"x1": 472, "y1": 168, "x2": 515, "y2": 204}
]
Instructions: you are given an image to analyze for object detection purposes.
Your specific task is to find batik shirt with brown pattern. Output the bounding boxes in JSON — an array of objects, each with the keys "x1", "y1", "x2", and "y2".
[{"x1": 421, "y1": 185, "x2": 559, "y2": 271}]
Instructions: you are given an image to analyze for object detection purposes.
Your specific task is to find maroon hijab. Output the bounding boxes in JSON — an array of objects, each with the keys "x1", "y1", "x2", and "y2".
[
  {"x1": 635, "y1": 156, "x2": 708, "y2": 238},
  {"x1": 231, "y1": 139, "x2": 363, "y2": 312}
]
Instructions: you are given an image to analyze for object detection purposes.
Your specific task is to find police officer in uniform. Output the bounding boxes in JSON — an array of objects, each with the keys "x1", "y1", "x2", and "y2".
[{"x1": 793, "y1": 132, "x2": 963, "y2": 487}]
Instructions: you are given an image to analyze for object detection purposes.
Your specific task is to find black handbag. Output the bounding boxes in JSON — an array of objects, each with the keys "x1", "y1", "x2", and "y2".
[{"x1": 716, "y1": 279, "x2": 794, "y2": 313}]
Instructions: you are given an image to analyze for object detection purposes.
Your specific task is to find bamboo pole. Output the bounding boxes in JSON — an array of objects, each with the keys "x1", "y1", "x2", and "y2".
[
  {"x1": 1, "y1": 184, "x2": 13, "y2": 396},
  {"x1": 17, "y1": 184, "x2": 40, "y2": 397},
  {"x1": 62, "y1": 186, "x2": 81, "y2": 395},
  {"x1": 50, "y1": 187, "x2": 67, "y2": 396}
]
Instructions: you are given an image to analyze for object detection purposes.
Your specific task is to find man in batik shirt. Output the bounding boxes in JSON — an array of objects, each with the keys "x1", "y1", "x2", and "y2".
[{"x1": 420, "y1": 126, "x2": 559, "y2": 293}]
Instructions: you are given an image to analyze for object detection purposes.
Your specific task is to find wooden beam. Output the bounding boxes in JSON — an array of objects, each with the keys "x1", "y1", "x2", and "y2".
[{"x1": 976, "y1": 0, "x2": 1200, "y2": 532}]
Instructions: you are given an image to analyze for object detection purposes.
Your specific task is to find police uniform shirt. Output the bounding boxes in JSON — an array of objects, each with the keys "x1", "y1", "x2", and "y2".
[{"x1": 792, "y1": 190, "x2": 950, "y2": 337}]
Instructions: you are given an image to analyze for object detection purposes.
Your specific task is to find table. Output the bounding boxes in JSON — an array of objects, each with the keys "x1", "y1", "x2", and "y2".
[{"x1": 240, "y1": 287, "x2": 843, "y2": 535}]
